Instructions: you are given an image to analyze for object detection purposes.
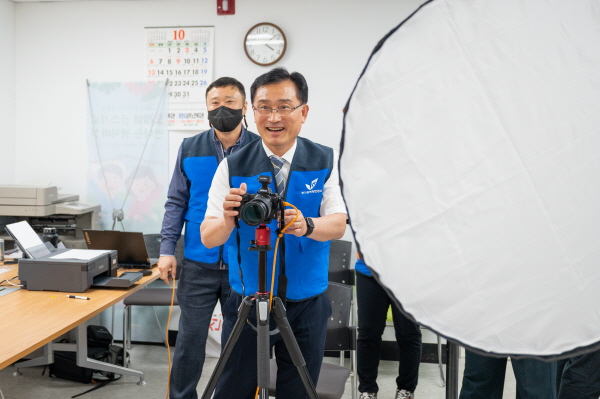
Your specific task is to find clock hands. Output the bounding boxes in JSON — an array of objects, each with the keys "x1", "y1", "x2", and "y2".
[{"x1": 264, "y1": 35, "x2": 278, "y2": 51}]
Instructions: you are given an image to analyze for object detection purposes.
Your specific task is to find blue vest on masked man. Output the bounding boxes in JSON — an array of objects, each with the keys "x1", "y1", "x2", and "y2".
[{"x1": 181, "y1": 129, "x2": 259, "y2": 268}]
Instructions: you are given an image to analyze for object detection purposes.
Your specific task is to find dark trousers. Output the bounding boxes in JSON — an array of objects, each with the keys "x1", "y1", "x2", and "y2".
[
  {"x1": 213, "y1": 291, "x2": 332, "y2": 399},
  {"x1": 459, "y1": 350, "x2": 557, "y2": 399},
  {"x1": 169, "y1": 259, "x2": 230, "y2": 399},
  {"x1": 356, "y1": 272, "x2": 422, "y2": 393},
  {"x1": 556, "y1": 348, "x2": 600, "y2": 399}
]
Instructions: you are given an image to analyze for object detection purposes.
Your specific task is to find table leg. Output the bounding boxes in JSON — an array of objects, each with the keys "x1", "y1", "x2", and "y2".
[
  {"x1": 75, "y1": 321, "x2": 146, "y2": 385},
  {"x1": 13, "y1": 321, "x2": 146, "y2": 385},
  {"x1": 13, "y1": 343, "x2": 54, "y2": 375}
]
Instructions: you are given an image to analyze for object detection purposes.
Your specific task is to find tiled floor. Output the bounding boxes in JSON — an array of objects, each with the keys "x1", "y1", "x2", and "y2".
[{"x1": 0, "y1": 344, "x2": 518, "y2": 399}]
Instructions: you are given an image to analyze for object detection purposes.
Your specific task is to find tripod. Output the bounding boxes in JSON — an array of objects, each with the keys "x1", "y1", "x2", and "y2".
[{"x1": 201, "y1": 224, "x2": 319, "y2": 399}]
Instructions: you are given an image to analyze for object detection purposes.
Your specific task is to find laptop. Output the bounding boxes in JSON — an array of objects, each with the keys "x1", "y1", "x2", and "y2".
[{"x1": 83, "y1": 230, "x2": 158, "y2": 269}]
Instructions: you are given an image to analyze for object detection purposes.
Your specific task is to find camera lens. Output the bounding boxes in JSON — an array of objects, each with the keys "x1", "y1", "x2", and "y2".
[{"x1": 240, "y1": 200, "x2": 270, "y2": 226}]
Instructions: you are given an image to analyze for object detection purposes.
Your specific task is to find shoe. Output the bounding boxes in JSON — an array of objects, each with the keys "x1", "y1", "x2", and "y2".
[
  {"x1": 395, "y1": 389, "x2": 414, "y2": 399},
  {"x1": 359, "y1": 393, "x2": 377, "y2": 399}
]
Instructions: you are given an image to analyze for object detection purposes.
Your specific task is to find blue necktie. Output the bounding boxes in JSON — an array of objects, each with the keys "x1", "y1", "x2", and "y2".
[{"x1": 270, "y1": 155, "x2": 286, "y2": 195}]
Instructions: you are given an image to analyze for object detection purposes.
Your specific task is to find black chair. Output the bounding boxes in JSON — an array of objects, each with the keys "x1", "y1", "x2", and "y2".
[
  {"x1": 328, "y1": 239, "x2": 354, "y2": 286},
  {"x1": 268, "y1": 282, "x2": 357, "y2": 399},
  {"x1": 122, "y1": 235, "x2": 183, "y2": 366},
  {"x1": 328, "y1": 239, "x2": 357, "y2": 359}
]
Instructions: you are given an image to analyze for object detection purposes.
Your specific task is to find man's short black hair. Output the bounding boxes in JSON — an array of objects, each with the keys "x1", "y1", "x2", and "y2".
[
  {"x1": 206, "y1": 77, "x2": 246, "y2": 101},
  {"x1": 250, "y1": 67, "x2": 308, "y2": 105}
]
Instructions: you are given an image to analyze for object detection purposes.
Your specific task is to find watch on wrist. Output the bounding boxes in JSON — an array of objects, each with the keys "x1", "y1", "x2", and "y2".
[{"x1": 303, "y1": 217, "x2": 315, "y2": 237}]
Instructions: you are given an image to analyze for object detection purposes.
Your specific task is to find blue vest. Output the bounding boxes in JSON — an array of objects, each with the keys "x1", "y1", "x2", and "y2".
[
  {"x1": 181, "y1": 128, "x2": 259, "y2": 268},
  {"x1": 355, "y1": 259, "x2": 372, "y2": 276},
  {"x1": 226, "y1": 137, "x2": 334, "y2": 300}
]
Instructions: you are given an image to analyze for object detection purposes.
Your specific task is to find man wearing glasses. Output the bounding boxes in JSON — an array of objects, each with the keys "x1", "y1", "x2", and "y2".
[{"x1": 202, "y1": 67, "x2": 347, "y2": 399}]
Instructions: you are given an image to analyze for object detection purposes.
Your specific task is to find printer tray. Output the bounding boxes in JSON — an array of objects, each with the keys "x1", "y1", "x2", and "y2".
[{"x1": 92, "y1": 272, "x2": 143, "y2": 288}]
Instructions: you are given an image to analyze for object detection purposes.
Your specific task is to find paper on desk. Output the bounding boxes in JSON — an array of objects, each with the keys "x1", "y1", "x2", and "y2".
[{"x1": 50, "y1": 249, "x2": 110, "y2": 260}]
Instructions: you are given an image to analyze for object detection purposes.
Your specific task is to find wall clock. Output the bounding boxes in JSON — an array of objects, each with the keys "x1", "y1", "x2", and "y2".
[{"x1": 244, "y1": 22, "x2": 287, "y2": 66}]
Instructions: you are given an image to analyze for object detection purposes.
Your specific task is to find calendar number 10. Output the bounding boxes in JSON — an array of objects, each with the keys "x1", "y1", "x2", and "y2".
[{"x1": 173, "y1": 30, "x2": 185, "y2": 40}]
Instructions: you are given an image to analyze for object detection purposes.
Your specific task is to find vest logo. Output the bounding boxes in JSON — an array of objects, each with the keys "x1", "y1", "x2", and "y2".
[
  {"x1": 301, "y1": 178, "x2": 323, "y2": 194},
  {"x1": 305, "y1": 178, "x2": 318, "y2": 190}
]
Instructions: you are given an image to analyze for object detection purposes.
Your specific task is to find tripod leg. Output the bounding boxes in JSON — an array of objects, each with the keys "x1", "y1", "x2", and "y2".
[
  {"x1": 256, "y1": 293, "x2": 270, "y2": 399},
  {"x1": 201, "y1": 295, "x2": 254, "y2": 399},
  {"x1": 271, "y1": 297, "x2": 319, "y2": 399}
]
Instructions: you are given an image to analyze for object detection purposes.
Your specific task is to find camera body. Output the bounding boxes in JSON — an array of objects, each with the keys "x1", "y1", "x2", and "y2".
[{"x1": 236, "y1": 175, "x2": 283, "y2": 226}]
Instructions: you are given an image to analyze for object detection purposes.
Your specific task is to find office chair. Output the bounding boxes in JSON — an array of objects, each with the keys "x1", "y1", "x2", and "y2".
[
  {"x1": 121, "y1": 235, "x2": 183, "y2": 367},
  {"x1": 328, "y1": 239, "x2": 357, "y2": 346},
  {"x1": 328, "y1": 239, "x2": 354, "y2": 286},
  {"x1": 268, "y1": 282, "x2": 357, "y2": 399}
]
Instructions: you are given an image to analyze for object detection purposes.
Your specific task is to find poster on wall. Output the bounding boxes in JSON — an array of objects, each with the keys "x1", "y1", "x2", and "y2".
[
  {"x1": 146, "y1": 26, "x2": 214, "y2": 130},
  {"x1": 86, "y1": 81, "x2": 169, "y2": 234}
]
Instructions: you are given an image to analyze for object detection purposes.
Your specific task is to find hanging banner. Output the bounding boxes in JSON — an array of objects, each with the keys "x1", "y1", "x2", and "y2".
[
  {"x1": 86, "y1": 81, "x2": 169, "y2": 234},
  {"x1": 146, "y1": 26, "x2": 214, "y2": 130}
]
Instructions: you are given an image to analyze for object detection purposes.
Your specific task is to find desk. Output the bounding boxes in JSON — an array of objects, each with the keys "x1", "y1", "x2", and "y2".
[{"x1": 0, "y1": 264, "x2": 160, "y2": 383}]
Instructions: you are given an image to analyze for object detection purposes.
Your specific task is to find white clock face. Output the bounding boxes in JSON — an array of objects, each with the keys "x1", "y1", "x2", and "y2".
[{"x1": 245, "y1": 23, "x2": 286, "y2": 66}]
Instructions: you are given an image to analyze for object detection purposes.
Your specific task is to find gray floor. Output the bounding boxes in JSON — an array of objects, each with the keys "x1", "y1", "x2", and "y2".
[{"x1": 0, "y1": 344, "x2": 517, "y2": 399}]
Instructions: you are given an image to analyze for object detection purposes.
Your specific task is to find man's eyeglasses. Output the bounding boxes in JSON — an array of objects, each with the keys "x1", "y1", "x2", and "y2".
[{"x1": 253, "y1": 104, "x2": 303, "y2": 116}]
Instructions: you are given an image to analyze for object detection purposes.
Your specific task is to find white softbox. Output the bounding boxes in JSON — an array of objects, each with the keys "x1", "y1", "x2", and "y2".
[{"x1": 340, "y1": 0, "x2": 600, "y2": 357}]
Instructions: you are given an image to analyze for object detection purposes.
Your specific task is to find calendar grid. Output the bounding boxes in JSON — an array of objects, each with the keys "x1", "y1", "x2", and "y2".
[{"x1": 146, "y1": 26, "x2": 214, "y2": 130}]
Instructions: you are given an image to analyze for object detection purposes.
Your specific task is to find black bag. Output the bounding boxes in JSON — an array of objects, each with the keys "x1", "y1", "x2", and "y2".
[
  {"x1": 87, "y1": 325, "x2": 113, "y2": 348},
  {"x1": 48, "y1": 346, "x2": 108, "y2": 384},
  {"x1": 47, "y1": 326, "x2": 128, "y2": 384}
]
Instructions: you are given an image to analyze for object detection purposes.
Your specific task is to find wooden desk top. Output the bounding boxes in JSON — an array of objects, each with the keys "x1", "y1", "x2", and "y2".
[{"x1": 0, "y1": 264, "x2": 161, "y2": 370}]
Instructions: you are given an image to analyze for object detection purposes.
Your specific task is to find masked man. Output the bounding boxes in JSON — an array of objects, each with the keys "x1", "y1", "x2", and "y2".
[{"x1": 158, "y1": 77, "x2": 260, "y2": 399}]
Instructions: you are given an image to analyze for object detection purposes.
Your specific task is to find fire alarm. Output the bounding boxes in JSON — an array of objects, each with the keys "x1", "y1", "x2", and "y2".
[{"x1": 217, "y1": 0, "x2": 235, "y2": 15}]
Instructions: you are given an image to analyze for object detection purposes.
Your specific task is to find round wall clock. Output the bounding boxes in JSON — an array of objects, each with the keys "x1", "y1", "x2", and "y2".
[{"x1": 244, "y1": 22, "x2": 287, "y2": 66}]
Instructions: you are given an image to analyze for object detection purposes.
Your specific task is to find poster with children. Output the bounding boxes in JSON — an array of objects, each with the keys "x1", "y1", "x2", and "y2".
[{"x1": 86, "y1": 81, "x2": 169, "y2": 234}]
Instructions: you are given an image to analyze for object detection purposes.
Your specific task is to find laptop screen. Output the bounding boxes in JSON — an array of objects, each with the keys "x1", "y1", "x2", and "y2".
[{"x1": 83, "y1": 230, "x2": 151, "y2": 266}]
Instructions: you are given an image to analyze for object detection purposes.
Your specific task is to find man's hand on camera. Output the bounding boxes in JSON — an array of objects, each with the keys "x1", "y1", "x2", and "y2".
[
  {"x1": 282, "y1": 208, "x2": 306, "y2": 236},
  {"x1": 223, "y1": 182, "x2": 247, "y2": 228},
  {"x1": 158, "y1": 255, "x2": 177, "y2": 286}
]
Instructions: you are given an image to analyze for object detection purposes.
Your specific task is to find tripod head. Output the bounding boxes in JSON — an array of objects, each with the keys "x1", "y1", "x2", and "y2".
[{"x1": 249, "y1": 224, "x2": 273, "y2": 294}]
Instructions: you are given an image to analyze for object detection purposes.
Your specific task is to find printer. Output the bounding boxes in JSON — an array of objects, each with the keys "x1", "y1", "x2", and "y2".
[
  {"x1": 18, "y1": 249, "x2": 119, "y2": 293},
  {"x1": 0, "y1": 185, "x2": 101, "y2": 249},
  {"x1": 6, "y1": 221, "x2": 142, "y2": 293}
]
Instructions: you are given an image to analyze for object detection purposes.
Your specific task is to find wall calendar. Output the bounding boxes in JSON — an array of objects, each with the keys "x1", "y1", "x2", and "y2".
[{"x1": 146, "y1": 26, "x2": 214, "y2": 130}]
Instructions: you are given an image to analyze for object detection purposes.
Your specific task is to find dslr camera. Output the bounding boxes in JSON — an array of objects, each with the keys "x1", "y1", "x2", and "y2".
[{"x1": 235, "y1": 175, "x2": 283, "y2": 226}]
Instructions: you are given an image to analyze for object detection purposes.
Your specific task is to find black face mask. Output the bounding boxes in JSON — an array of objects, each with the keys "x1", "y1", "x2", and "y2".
[{"x1": 207, "y1": 106, "x2": 244, "y2": 133}]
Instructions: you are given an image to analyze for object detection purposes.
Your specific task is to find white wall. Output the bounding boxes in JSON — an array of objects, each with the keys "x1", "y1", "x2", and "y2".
[
  {"x1": 13, "y1": 0, "x2": 423, "y2": 197},
  {"x1": 0, "y1": 0, "x2": 15, "y2": 183}
]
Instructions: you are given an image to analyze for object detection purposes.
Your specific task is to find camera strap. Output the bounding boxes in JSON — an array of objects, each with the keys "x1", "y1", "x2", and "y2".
[{"x1": 277, "y1": 203, "x2": 288, "y2": 307}]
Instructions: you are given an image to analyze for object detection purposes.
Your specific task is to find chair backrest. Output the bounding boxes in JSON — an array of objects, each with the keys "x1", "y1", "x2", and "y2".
[
  {"x1": 143, "y1": 234, "x2": 184, "y2": 264},
  {"x1": 325, "y1": 282, "x2": 356, "y2": 352},
  {"x1": 328, "y1": 239, "x2": 354, "y2": 286}
]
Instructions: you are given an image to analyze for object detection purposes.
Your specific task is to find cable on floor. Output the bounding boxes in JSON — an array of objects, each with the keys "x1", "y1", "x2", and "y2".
[{"x1": 165, "y1": 277, "x2": 177, "y2": 399}]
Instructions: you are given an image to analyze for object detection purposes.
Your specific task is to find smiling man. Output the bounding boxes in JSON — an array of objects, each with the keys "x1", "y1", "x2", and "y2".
[
  {"x1": 201, "y1": 67, "x2": 347, "y2": 399},
  {"x1": 158, "y1": 77, "x2": 259, "y2": 399}
]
